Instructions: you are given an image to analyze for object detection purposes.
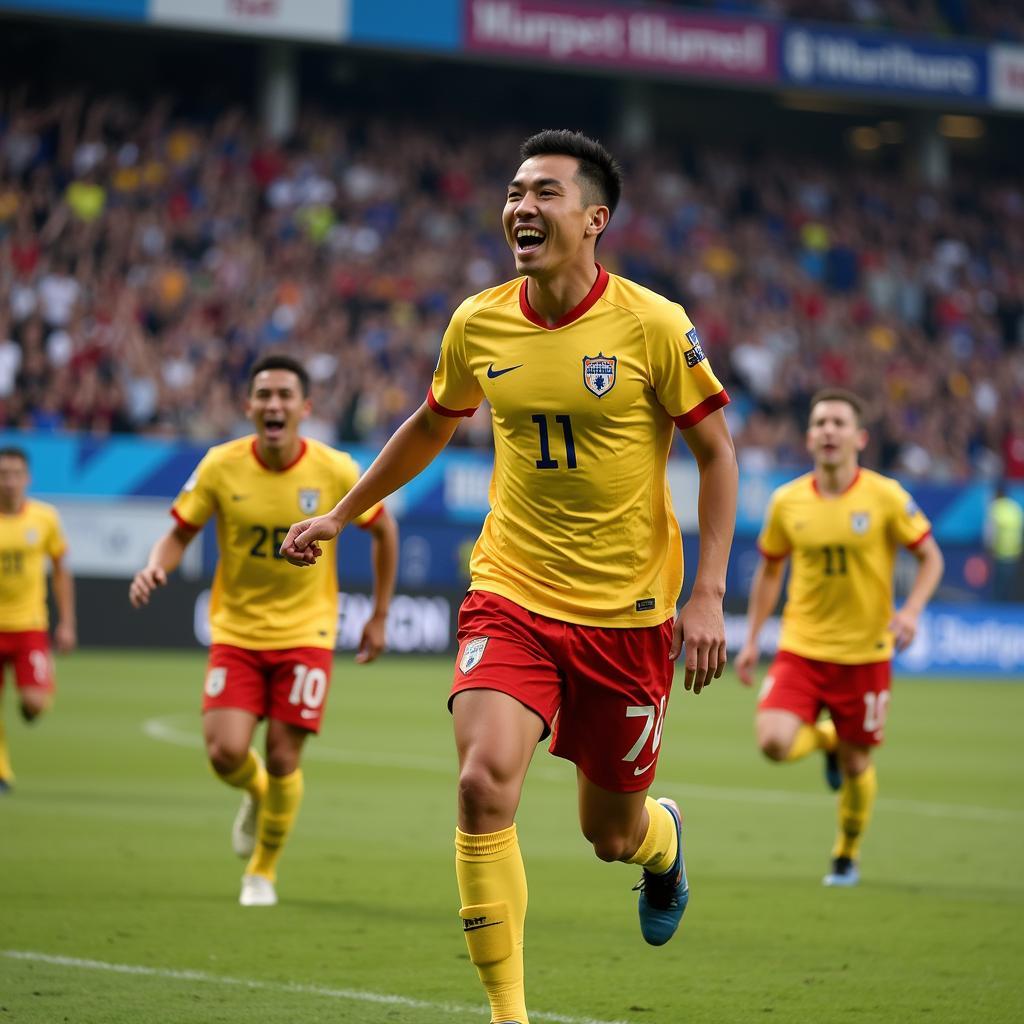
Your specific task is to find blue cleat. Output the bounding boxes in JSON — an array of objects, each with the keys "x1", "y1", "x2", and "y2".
[
  {"x1": 823, "y1": 749, "x2": 842, "y2": 792},
  {"x1": 635, "y1": 797, "x2": 689, "y2": 946},
  {"x1": 822, "y1": 856, "x2": 859, "y2": 887},
  {"x1": 0, "y1": 778, "x2": 11, "y2": 795}
]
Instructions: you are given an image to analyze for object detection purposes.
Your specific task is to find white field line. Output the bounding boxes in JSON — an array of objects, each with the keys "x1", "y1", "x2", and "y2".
[
  {"x1": 1, "y1": 950, "x2": 635, "y2": 1024},
  {"x1": 142, "y1": 715, "x2": 1024, "y2": 825}
]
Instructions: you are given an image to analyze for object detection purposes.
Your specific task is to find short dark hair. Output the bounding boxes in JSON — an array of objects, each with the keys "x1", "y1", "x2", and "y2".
[
  {"x1": 809, "y1": 388, "x2": 865, "y2": 426},
  {"x1": 0, "y1": 446, "x2": 28, "y2": 466},
  {"x1": 520, "y1": 129, "x2": 623, "y2": 220},
  {"x1": 248, "y1": 354, "x2": 310, "y2": 397}
]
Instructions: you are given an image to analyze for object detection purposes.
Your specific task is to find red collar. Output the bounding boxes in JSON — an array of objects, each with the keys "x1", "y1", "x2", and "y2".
[
  {"x1": 812, "y1": 467, "x2": 861, "y2": 497},
  {"x1": 518, "y1": 264, "x2": 609, "y2": 330},
  {"x1": 251, "y1": 437, "x2": 307, "y2": 472}
]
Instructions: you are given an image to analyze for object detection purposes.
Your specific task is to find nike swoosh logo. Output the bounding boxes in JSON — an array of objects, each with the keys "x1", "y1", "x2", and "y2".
[
  {"x1": 486, "y1": 363, "x2": 523, "y2": 379},
  {"x1": 231, "y1": 495, "x2": 247, "y2": 502},
  {"x1": 633, "y1": 759, "x2": 657, "y2": 776},
  {"x1": 463, "y1": 921, "x2": 504, "y2": 932}
]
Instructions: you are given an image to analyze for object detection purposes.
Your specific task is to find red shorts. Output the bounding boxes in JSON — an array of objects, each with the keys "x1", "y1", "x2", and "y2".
[
  {"x1": 758, "y1": 650, "x2": 892, "y2": 747},
  {"x1": 450, "y1": 591, "x2": 676, "y2": 793},
  {"x1": 0, "y1": 631, "x2": 55, "y2": 693},
  {"x1": 204, "y1": 645, "x2": 335, "y2": 733}
]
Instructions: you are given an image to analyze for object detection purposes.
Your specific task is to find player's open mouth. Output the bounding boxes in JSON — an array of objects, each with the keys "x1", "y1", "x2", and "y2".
[
  {"x1": 515, "y1": 227, "x2": 546, "y2": 253},
  {"x1": 263, "y1": 418, "x2": 286, "y2": 439}
]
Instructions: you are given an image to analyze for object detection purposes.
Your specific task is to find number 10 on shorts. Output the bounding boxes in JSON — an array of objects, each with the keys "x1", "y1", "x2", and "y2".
[
  {"x1": 288, "y1": 664, "x2": 327, "y2": 709},
  {"x1": 623, "y1": 697, "x2": 666, "y2": 777}
]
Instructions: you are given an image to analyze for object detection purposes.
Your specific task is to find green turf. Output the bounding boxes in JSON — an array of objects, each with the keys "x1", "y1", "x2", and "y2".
[{"x1": 1, "y1": 651, "x2": 1022, "y2": 1023}]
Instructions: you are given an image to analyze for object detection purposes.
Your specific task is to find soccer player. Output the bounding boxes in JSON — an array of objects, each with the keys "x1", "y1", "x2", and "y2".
[
  {"x1": 0, "y1": 447, "x2": 76, "y2": 792},
  {"x1": 735, "y1": 389, "x2": 944, "y2": 888},
  {"x1": 281, "y1": 130, "x2": 737, "y2": 1023},
  {"x1": 129, "y1": 354, "x2": 398, "y2": 907}
]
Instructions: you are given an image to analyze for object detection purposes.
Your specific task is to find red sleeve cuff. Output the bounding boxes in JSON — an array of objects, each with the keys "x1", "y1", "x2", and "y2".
[
  {"x1": 356, "y1": 506, "x2": 385, "y2": 530},
  {"x1": 907, "y1": 528, "x2": 932, "y2": 550},
  {"x1": 427, "y1": 386, "x2": 478, "y2": 419},
  {"x1": 171, "y1": 508, "x2": 201, "y2": 532},
  {"x1": 673, "y1": 389, "x2": 730, "y2": 430},
  {"x1": 757, "y1": 543, "x2": 789, "y2": 561}
]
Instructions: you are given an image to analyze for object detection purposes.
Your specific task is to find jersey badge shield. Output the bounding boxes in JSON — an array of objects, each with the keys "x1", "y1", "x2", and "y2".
[
  {"x1": 583, "y1": 353, "x2": 617, "y2": 397},
  {"x1": 298, "y1": 489, "x2": 321, "y2": 515},
  {"x1": 851, "y1": 511, "x2": 871, "y2": 534},
  {"x1": 459, "y1": 637, "x2": 488, "y2": 674}
]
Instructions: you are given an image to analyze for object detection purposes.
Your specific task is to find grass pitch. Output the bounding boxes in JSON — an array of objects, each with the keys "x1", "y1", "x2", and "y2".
[{"x1": 1, "y1": 651, "x2": 1022, "y2": 1023}]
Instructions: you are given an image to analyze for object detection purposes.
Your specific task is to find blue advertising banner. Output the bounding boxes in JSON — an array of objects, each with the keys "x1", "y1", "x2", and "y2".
[
  {"x1": 781, "y1": 25, "x2": 987, "y2": 102},
  {"x1": 349, "y1": 0, "x2": 461, "y2": 52}
]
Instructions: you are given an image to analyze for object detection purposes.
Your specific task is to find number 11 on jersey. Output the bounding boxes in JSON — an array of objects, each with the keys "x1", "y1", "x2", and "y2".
[{"x1": 532, "y1": 414, "x2": 577, "y2": 470}]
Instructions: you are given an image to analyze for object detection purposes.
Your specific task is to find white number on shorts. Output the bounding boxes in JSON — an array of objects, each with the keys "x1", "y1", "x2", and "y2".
[
  {"x1": 862, "y1": 691, "x2": 891, "y2": 733},
  {"x1": 623, "y1": 696, "x2": 666, "y2": 763},
  {"x1": 205, "y1": 667, "x2": 227, "y2": 698},
  {"x1": 29, "y1": 650, "x2": 50, "y2": 685},
  {"x1": 288, "y1": 664, "x2": 327, "y2": 709}
]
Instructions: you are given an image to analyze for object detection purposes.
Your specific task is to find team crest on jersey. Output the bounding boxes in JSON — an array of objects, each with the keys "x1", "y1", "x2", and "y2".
[
  {"x1": 25, "y1": 528, "x2": 38, "y2": 545},
  {"x1": 684, "y1": 327, "x2": 706, "y2": 367},
  {"x1": 459, "y1": 637, "x2": 488, "y2": 673},
  {"x1": 298, "y1": 489, "x2": 321, "y2": 515},
  {"x1": 582, "y1": 353, "x2": 617, "y2": 397},
  {"x1": 851, "y1": 511, "x2": 871, "y2": 534}
]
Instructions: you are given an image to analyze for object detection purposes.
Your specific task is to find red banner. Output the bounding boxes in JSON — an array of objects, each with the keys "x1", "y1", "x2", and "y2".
[{"x1": 465, "y1": 0, "x2": 778, "y2": 83}]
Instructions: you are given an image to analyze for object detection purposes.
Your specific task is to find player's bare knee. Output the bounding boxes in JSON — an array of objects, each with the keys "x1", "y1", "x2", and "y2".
[
  {"x1": 206, "y1": 738, "x2": 247, "y2": 775},
  {"x1": 458, "y1": 762, "x2": 513, "y2": 826},
  {"x1": 265, "y1": 750, "x2": 300, "y2": 776}
]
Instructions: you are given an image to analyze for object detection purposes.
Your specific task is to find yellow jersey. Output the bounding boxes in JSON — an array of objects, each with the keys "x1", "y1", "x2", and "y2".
[
  {"x1": 172, "y1": 437, "x2": 381, "y2": 650},
  {"x1": 429, "y1": 265, "x2": 728, "y2": 627},
  {"x1": 0, "y1": 499, "x2": 67, "y2": 632},
  {"x1": 758, "y1": 469, "x2": 932, "y2": 664}
]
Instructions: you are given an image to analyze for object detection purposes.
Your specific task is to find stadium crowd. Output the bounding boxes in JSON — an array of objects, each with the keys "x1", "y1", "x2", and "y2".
[{"x1": 1, "y1": 91, "x2": 1022, "y2": 479}]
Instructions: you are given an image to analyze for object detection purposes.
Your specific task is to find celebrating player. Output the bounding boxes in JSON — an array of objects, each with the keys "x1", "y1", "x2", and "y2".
[
  {"x1": 735, "y1": 389, "x2": 944, "y2": 887},
  {"x1": 130, "y1": 354, "x2": 397, "y2": 907},
  {"x1": 281, "y1": 130, "x2": 737, "y2": 1023},
  {"x1": 0, "y1": 447, "x2": 77, "y2": 793}
]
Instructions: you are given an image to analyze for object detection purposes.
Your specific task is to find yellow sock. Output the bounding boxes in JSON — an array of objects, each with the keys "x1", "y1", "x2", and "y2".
[
  {"x1": 785, "y1": 719, "x2": 838, "y2": 762},
  {"x1": 245, "y1": 769, "x2": 303, "y2": 882},
  {"x1": 215, "y1": 748, "x2": 267, "y2": 800},
  {"x1": 627, "y1": 797, "x2": 678, "y2": 875},
  {"x1": 455, "y1": 824, "x2": 529, "y2": 1024},
  {"x1": 0, "y1": 713, "x2": 14, "y2": 783},
  {"x1": 832, "y1": 764, "x2": 878, "y2": 861}
]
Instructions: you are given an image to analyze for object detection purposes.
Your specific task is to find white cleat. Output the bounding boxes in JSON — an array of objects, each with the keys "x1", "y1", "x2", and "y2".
[
  {"x1": 239, "y1": 874, "x2": 277, "y2": 907},
  {"x1": 232, "y1": 792, "x2": 259, "y2": 858}
]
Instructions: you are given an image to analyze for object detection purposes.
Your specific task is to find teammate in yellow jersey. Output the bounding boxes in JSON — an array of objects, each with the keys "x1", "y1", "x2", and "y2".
[
  {"x1": 282, "y1": 131, "x2": 738, "y2": 1023},
  {"x1": 735, "y1": 389, "x2": 944, "y2": 887},
  {"x1": 0, "y1": 447, "x2": 77, "y2": 792},
  {"x1": 130, "y1": 354, "x2": 398, "y2": 906}
]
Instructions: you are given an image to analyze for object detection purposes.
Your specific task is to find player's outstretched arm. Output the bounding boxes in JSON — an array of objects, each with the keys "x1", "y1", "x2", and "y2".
[
  {"x1": 735, "y1": 556, "x2": 786, "y2": 686},
  {"x1": 281, "y1": 401, "x2": 460, "y2": 566},
  {"x1": 356, "y1": 507, "x2": 399, "y2": 664},
  {"x1": 129, "y1": 525, "x2": 196, "y2": 608},
  {"x1": 890, "y1": 534, "x2": 944, "y2": 651},
  {"x1": 675, "y1": 409, "x2": 738, "y2": 694}
]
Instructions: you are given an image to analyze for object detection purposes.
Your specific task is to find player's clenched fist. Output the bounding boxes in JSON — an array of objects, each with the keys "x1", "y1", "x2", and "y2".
[
  {"x1": 280, "y1": 513, "x2": 342, "y2": 566},
  {"x1": 129, "y1": 566, "x2": 167, "y2": 608}
]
